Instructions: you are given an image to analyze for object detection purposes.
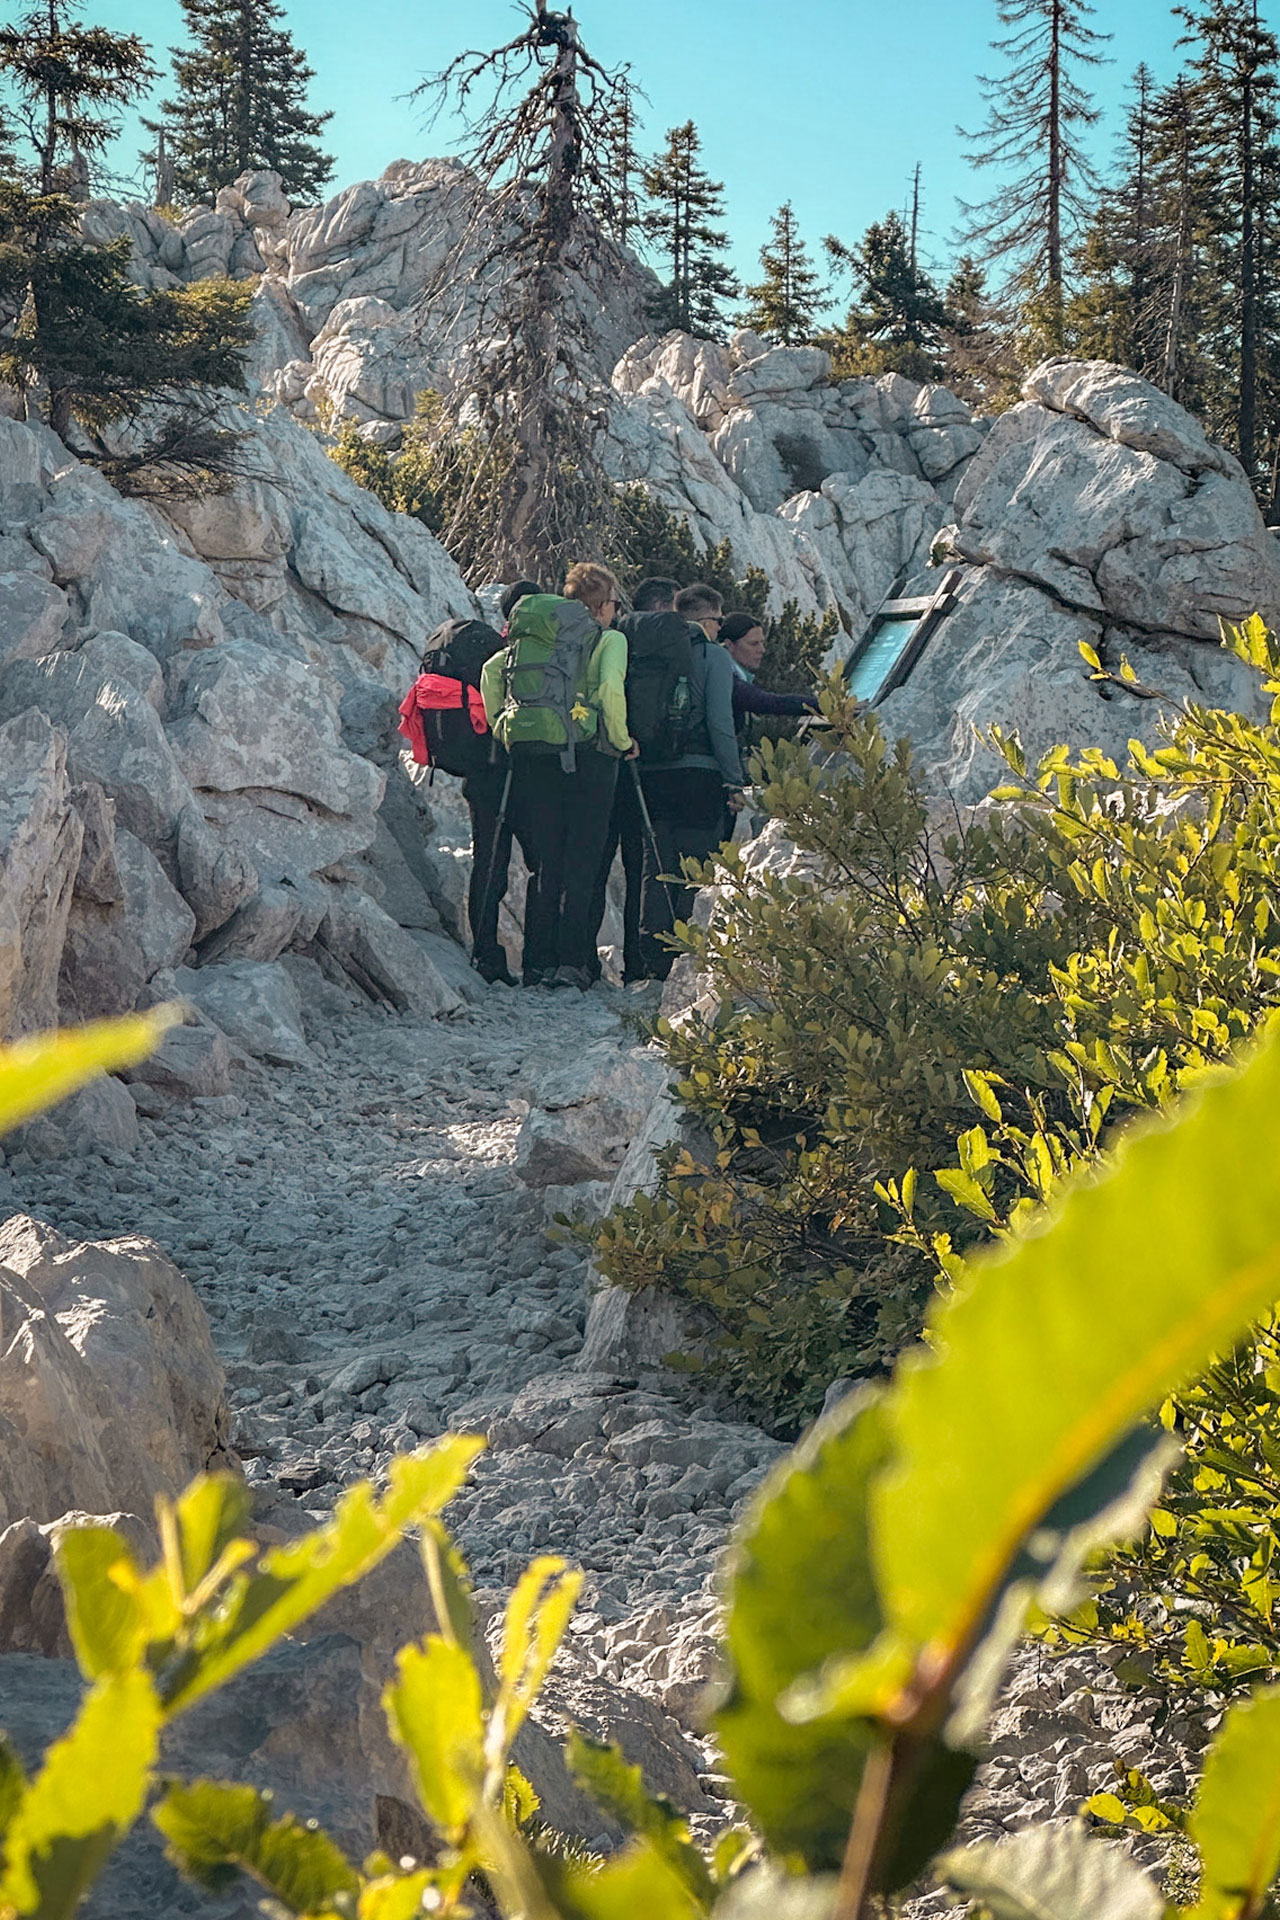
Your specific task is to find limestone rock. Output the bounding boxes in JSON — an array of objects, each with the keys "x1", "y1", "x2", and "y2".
[
  {"x1": 0, "y1": 1215, "x2": 227, "y2": 1531},
  {"x1": 0, "y1": 1511, "x2": 150, "y2": 1658},
  {"x1": 0, "y1": 571, "x2": 69, "y2": 665},
  {"x1": 952, "y1": 364, "x2": 1280, "y2": 639},
  {"x1": 197, "y1": 879, "x2": 326, "y2": 965},
  {"x1": 115, "y1": 829, "x2": 197, "y2": 975},
  {"x1": 784, "y1": 468, "x2": 945, "y2": 628},
  {"x1": 174, "y1": 959, "x2": 315, "y2": 1067},
  {"x1": 514, "y1": 1043, "x2": 670, "y2": 1187},
  {"x1": 166, "y1": 637, "x2": 385, "y2": 875},
  {"x1": 0, "y1": 709, "x2": 82, "y2": 1038},
  {"x1": 312, "y1": 888, "x2": 462, "y2": 1016},
  {"x1": 577, "y1": 1285, "x2": 686, "y2": 1374},
  {"x1": 119, "y1": 1014, "x2": 232, "y2": 1102},
  {"x1": 25, "y1": 1074, "x2": 140, "y2": 1157}
]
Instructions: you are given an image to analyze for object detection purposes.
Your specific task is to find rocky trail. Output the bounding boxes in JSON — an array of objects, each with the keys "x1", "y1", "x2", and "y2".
[
  {"x1": 0, "y1": 963, "x2": 789, "y2": 1882},
  {"x1": 0, "y1": 953, "x2": 1217, "y2": 1914}
]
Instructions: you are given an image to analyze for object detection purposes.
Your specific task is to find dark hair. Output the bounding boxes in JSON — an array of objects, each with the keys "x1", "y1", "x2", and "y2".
[
  {"x1": 720, "y1": 612, "x2": 764, "y2": 646},
  {"x1": 675, "y1": 582, "x2": 723, "y2": 620},
  {"x1": 500, "y1": 579, "x2": 541, "y2": 619},
  {"x1": 632, "y1": 575, "x2": 680, "y2": 612}
]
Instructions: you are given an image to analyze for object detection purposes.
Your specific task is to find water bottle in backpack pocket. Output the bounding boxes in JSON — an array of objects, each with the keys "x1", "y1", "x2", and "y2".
[{"x1": 621, "y1": 611, "x2": 696, "y2": 762}]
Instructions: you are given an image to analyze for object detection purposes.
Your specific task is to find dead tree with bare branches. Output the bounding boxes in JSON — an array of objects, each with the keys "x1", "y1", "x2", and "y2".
[{"x1": 414, "y1": 4, "x2": 636, "y2": 585}]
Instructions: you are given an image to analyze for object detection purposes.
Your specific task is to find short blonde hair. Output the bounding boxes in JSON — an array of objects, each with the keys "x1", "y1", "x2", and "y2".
[{"x1": 563, "y1": 562, "x2": 620, "y2": 620}]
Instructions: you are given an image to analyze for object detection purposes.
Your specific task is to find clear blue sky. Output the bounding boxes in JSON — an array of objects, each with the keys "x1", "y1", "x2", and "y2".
[{"x1": 91, "y1": 0, "x2": 1254, "y2": 284}]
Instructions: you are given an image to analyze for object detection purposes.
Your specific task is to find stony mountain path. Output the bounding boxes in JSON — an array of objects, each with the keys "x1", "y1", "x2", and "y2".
[
  {"x1": 0, "y1": 970, "x2": 1212, "y2": 1890},
  {"x1": 0, "y1": 972, "x2": 783, "y2": 1829}
]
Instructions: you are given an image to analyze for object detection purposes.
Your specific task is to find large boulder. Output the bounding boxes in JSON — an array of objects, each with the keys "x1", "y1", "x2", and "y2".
[
  {"x1": 514, "y1": 1043, "x2": 671, "y2": 1188},
  {"x1": 311, "y1": 887, "x2": 463, "y2": 1016},
  {"x1": 951, "y1": 358, "x2": 1280, "y2": 640},
  {"x1": 0, "y1": 709, "x2": 82, "y2": 1037},
  {"x1": 165, "y1": 637, "x2": 385, "y2": 881},
  {"x1": 0, "y1": 1216, "x2": 227, "y2": 1531},
  {"x1": 174, "y1": 959, "x2": 314, "y2": 1067}
]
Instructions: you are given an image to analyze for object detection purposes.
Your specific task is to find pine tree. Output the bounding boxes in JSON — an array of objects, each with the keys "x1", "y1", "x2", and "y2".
[
  {"x1": 154, "y1": 0, "x2": 333, "y2": 205},
  {"x1": 1177, "y1": 0, "x2": 1280, "y2": 485},
  {"x1": 0, "y1": 181, "x2": 250, "y2": 462},
  {"x1": 739, "y1": 202, "x2": 827, "y2": 343},
  {"x1": 640, "y1": 121, "x2": 738, "y2": 338},
  {"x1": 826, "y1": 210, "x2": 955, "y2": 380},
  {"x1": 597, "y1": 75, "x2": 642, "y2": 247},
  {"x1": 406, "y1": 1, "x2": 638, "y2": 580},
  {"x1": 959, "y1": 0, "x2": 1111, "y2": 348},
  {"x1": 0, "y1": 0, "x2": 152, "y2": 194},
  {"x1": 938, "y1": 254, "x2": 1022, "y2": 408}
]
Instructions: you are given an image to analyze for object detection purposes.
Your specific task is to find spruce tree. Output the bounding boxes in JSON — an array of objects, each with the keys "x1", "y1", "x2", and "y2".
[
  {"x1": 826, "y1": 211, "x2": 955, "y2": 380},
  {"x1": 0, "y1": 0, "x2": 152, "y2": 194},
  {"x1": 1177, "y1": 0, "x2": 1280, "y2": 486},
  {"x1": 155, "y1": 0, "x2": 333, "y2": 205},
  {"x1": 959, "y1": 0, "x2": 1110, "y2": 347},
  {"x1": 739, "y1": 202, "x2": 827, "y2": 343},
  {"x1": 597, "y1": 76, "x2": 642, "y2": 247},
  {"x1": 641, "y1": 121, "x2": 738, "y2": 337},
  {"x1": 939, "y1": 254, "x2": 1021, "y2": 407},
  {"x1": 0, "y1": 182, "x2": 250, "y2": 460}
]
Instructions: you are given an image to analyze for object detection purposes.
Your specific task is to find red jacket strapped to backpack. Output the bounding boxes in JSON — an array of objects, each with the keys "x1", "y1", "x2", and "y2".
[{"x1": 397, "y1": 674, "x2": 488, "y2": 769}]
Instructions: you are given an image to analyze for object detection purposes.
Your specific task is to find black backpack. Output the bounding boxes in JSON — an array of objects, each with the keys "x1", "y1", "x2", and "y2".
[
  {"x1": 415, "y1": 617, "x2": 504, "y2": 778},
  {"x1": 619, "y1": 611, "x2": 695, "y2": 762}
]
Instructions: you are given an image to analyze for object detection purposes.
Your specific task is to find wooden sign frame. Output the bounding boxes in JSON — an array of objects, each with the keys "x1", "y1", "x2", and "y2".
[{"x1": 839, "y1": 566, "x2": 964, "y2": 706}]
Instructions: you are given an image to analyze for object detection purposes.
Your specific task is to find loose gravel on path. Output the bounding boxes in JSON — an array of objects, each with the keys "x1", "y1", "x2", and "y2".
[{"x1": 0, "y1": 969, "x2": 1210, "y2": 1889}]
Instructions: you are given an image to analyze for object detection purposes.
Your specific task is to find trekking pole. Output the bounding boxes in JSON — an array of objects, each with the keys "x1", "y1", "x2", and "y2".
[
  {"x1": 629, "y1": 759, "x2": 679, "y2": 931},
  {"x1": 477, "y1": 765, "x2": 513, "y2": 940}
]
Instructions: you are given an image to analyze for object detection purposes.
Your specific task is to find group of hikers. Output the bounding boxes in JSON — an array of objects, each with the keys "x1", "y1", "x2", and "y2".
[{"x1": 398, "y1": 563, "x2": 817, "y2": 991}]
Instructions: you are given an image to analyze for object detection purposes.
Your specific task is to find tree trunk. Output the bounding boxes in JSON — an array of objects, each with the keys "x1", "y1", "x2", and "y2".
[
  {"x1": 1163, "y1": 97, "x2": 1192, "y2": 399},
  {"x1": 504, "y1": 9, "x2": 581, "y2": 574},
  {"x1": 235, "y1": 0, "x2": 254, "y2": 177},
  {"x1": 1047, "y1": 0, "x2": 1063, "y2": 293},
  {"x1": 1132, "y1": 72, "x2": 1150, "y2": 373},
  {"x1": 1240, "y1": 62, "x2": 1257, "y2": 478}
]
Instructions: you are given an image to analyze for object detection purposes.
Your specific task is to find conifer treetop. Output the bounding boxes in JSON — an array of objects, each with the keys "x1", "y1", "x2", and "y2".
[
  {"x1": 0, "y1": 0, "x2": 154, "y2": 194},
  {"x1": 739, "y1": 201, "x2": 828, "y2": 345},
  {"x1": 154, "y1": 0, "x2": 333, "y2": 206}
]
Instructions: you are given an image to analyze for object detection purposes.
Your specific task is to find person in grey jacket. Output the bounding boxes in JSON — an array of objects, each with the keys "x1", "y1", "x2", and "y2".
[{"x1": 635, "y1": 582, "x2": 745, "y2": 979}]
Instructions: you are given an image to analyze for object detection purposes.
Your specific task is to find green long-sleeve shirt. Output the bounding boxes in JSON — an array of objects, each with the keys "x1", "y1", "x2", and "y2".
[{"x1": 480, "y1": 624, "x2": 633, "y2": 755}]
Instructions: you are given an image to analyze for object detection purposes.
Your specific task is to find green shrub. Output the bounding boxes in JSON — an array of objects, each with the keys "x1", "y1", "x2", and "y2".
[{"x1": 593, "y1": 621, "x2": 1280, "y2": 1433}]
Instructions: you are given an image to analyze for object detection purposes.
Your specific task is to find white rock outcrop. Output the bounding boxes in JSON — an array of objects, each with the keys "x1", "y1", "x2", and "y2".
[{"x1": 0, "y1": 1216, "x2": 227, "y2": 1531}]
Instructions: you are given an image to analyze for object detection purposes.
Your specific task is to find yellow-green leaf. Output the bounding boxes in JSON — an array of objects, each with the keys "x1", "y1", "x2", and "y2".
[
  {"x1": 383, "y1": 1638, "x2": 485, "y2": 1838},
  {"x1": 558, "y1": 1841, "x2": 707, "y2": 1920},
  {"x1": 0, "y1": 1009, "x2": 178, "y2": 1138},
  {"x1": 152, "y1": 1778, "x2": 358, "y2": 1912},
  {"x1": 875, "y1": 1024, "x2": 1280, "y2": 1700},
  {"x1": 1189, "y1": 1684, "x2": 1280, "y2": 1919},
  {"x1": 496, "y1": 1555, "x2": 582, "y2": 1745},
  {"x1": 1, "y1": 1669, "x2": 161, "y2": 1918},
  {"x1": 163, "y1": 1437, "x2": 483, "y2": 1714},
  {"x1": 55, "y1": 1526, "x2": 146, "y2": 1679}
]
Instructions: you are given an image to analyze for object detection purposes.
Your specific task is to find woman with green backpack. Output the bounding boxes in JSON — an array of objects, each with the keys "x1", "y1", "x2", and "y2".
[{"x1": 480, "y1": 562, "x2": 635, "y2": 990}]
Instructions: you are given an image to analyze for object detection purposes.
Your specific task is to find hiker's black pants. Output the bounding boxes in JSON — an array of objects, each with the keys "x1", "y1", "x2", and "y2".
[
  {"x1": 587, "y1": 764, "x2": 647, "y2": 980},
  {"x1": 463, "y1": 765, "x2": 516, "y2": 966},
  {"x1": 511, "y1": 750, "x2": 619, "y2": 976},
  {"x1": 639, "y1": 767, "x2": 727, "y2": 977}
]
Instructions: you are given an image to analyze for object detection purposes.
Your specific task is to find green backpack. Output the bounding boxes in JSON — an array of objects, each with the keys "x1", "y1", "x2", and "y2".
[{"x1": 491, "y1": 594, "x2": 602, "y2": 771}]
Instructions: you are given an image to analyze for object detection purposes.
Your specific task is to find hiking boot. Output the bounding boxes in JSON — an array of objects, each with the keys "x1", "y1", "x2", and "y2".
[
  {"x1": 522, "y1": 968, "x2": 550, "y2": 988},
  {"x1": 550, "y1": 964, "x2": 592, "y2": 992},
  {"x1": 473, "y1": 952, "x2": 517, "y2": 987}
]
